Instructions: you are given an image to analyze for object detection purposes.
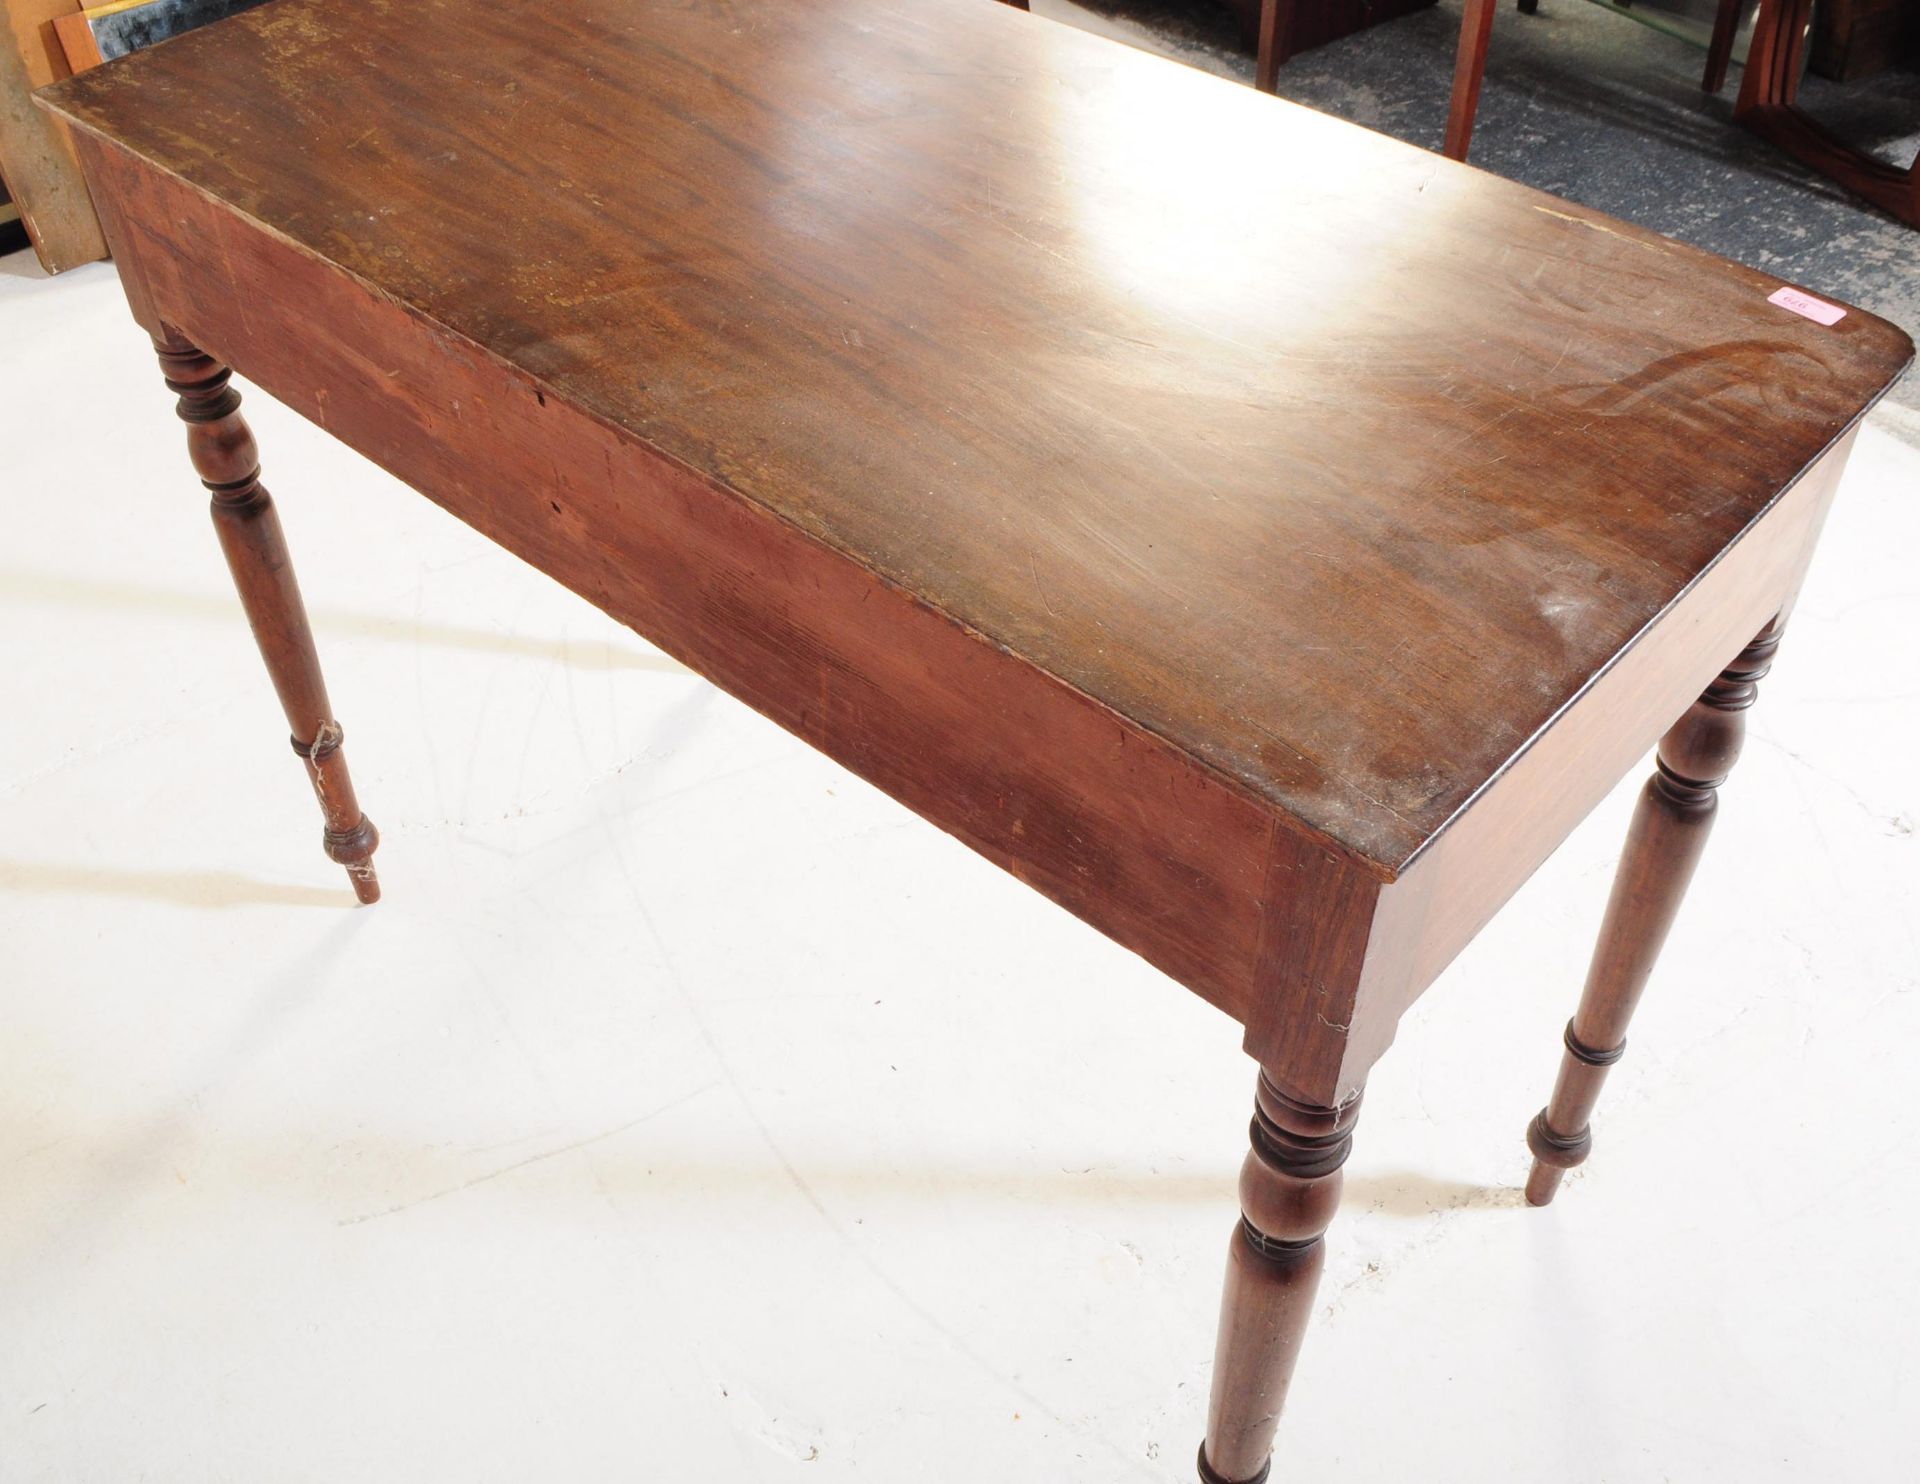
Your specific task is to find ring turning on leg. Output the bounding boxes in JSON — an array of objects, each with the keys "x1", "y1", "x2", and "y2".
[
  {"x1": 155, "y1": 331, "x2": 382, "y2": 904},
  {"x1": 1525, "y1": 622, "x2": 1780, "y2": 1205},
  {"x1": 1199, "y1": 1072, "x2": 1360, "y2": 1483}
]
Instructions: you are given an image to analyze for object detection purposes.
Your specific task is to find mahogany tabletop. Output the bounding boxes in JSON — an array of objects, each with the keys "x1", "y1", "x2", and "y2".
[{"x1": 44, "y1": 0, "x2": 1911, "y2": 879}]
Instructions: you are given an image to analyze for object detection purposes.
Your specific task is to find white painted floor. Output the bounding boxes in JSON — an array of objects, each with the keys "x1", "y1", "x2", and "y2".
[{"x1": 3, "y1": 242, "x2": 1917, "y2": 1484}]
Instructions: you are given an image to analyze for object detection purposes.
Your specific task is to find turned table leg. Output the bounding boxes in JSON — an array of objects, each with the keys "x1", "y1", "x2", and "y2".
[
  {"x1": 1525, "y1": 621, "x2": 1781, "y2": 1205},
  {"x1": 1199, "y1": 1072, "x2": 1359, "y2": 1484},
  {"x1": 155, "y1": 331, "x2": 381, "y2": 904}
]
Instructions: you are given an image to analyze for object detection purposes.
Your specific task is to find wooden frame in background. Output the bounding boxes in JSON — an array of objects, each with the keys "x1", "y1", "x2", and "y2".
[{"x1": 0, "y1": 0, "x2": 106, "y2": 271}]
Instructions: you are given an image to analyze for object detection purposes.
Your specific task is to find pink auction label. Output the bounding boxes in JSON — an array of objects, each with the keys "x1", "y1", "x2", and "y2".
[{"x1": 1768, "y1": 286, "x2": 1846, "y2": 326}]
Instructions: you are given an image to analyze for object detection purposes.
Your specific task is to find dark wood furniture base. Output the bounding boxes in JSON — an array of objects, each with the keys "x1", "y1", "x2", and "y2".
[
  {"x1": 1736, "y1": 0, "x2": 1920, "y2": 227},
  {"x1": 1444, "y1": 0, "x2": 1919, "y2": 213}
]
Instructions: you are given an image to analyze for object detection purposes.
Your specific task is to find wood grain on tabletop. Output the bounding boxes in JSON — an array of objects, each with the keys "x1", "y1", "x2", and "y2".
[{"x1": 39, "y1": 0, "x2": 1912, "y2": 876}]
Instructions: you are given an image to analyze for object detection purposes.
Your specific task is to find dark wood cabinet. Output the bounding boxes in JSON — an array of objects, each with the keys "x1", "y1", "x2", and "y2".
[{"x1": 1810, "y1": 0, "x2": 1920, "y2": 81}]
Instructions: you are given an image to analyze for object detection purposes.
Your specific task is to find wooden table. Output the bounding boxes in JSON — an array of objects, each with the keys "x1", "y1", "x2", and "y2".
[{"x1": 38, "y1": 0, "x2": 1912, "y2": 1476}]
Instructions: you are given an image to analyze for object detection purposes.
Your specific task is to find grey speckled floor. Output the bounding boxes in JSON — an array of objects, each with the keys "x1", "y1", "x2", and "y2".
[{"x1": 1046, "y1": 0, "x2": 1920, "y2": 407}]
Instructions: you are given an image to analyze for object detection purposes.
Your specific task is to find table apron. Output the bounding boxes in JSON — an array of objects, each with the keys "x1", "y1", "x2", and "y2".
[
  {"x1": 1289, "y1": 427, "x2": 1853, "y2": 1098},
  {"x1": 79, "y1": 133, "x2": 1862, "y2": 1107},
  {"x1": 81, "y1": 132, "x2": 1403, "y2": 1072}
]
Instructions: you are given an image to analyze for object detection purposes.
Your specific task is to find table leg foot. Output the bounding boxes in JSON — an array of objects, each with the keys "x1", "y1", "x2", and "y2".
[
  {"x1": 1199, "y1": 1072, "x2": 1359, "y2": 1484},
  {"x1": 1524, "y1": 622, "x2": 1780, "y2": 1205},
  {"x1": 1197, "y1": 1439, "x2": 1269, "y2": 1484},
  {"x1": 155, "y1": 330, "x2": 382, "y2": 904}
]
